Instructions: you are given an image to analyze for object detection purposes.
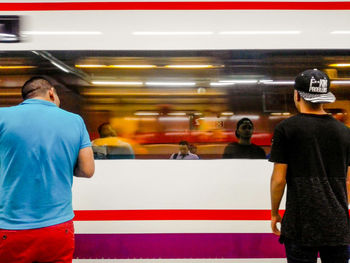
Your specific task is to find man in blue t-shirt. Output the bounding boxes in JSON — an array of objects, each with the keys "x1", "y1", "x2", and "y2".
[{"x1": 0, "y1": 77, "x2": 95, "y2": 262}]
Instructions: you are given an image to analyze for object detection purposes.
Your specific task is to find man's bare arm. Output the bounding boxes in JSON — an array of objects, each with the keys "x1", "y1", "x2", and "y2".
[
  {"x1": 346, "y1": 166, "x2": 350, "y2": 204},
  {"x1": 270, "y1": 163, "x2": 287, "y2": 236},
  {"x1": 74, "y1": 147, "x2": 95, "y2": 178}
]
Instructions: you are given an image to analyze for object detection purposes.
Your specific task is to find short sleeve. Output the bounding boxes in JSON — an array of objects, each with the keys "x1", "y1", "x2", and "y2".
[
  {"x1": 269, "y1": 124, "x2": 288, "y2": 164},
  {"x1": 257, "y1": 146, "x2": 267, "y2": 159},
  {"x1": 79, "y1": 116, "x2": 91, "y2": 150},
  {"x1": 223, "y1": 144, "x2": 236, "y2": 159}
]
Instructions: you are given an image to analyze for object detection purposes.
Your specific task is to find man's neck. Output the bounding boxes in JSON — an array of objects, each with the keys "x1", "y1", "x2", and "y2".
[
  {"x1": 31, "y1": 96, "x2": 51, "y2": 102},
  {"x1": 238, "y1": 138, "x2": 251, "y2": 145},
  {"x1": 299, "y1": 103, "x2": 327, "y2": 115}
]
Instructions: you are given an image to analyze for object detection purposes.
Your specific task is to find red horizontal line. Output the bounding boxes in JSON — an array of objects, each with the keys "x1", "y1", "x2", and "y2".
[
  {"x1": 1, "y1": 2, "x2": 350, "y2": 11},
  {"x1": 73, "y1": 209, "x2": 285, "y2": 221}
]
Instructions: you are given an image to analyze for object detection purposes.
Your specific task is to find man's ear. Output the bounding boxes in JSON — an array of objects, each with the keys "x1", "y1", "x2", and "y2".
[
  {"x1": 48, "y1": 88, "x2": 55, "y2": 101},
  {"x1": 294, "y1": 90, "x2": 301, "y2": 102}
]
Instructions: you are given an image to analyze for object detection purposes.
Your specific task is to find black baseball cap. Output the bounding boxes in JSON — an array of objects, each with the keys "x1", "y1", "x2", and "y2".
[{"x1": 294, "y1": 69, "x2": 335, "y2": 103}]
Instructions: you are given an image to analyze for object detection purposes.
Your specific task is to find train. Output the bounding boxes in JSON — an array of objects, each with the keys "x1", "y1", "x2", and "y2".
[{"x1": 1, "y1": 1, "x2": 350, "y2": 262}]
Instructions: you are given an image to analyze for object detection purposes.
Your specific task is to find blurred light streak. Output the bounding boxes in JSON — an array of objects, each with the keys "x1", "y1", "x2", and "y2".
[
  {"x1": 219, "y1": 80, "x2": 258, "y2": 84},
  {"x1": 219, "y1": 31, "x2": 300, "y2": 35},
  {"x1": 229, "y1": 115, "x2": 260, "y2": 121},
  {"x1": 270, "y1": 112, "x2": 291, "y2": 116},
  {"x1": 165, "y1": 65, "x2": 213, "y2": 69},
  {"x1": 159, "y1": 117, "x2": 189, "y2": 121},
  {"x1": 77, "y1": 65, "x2": 156, "y2": 69},
  {"x1": 133, "y1": 32, "x2": 213, "y2": 35},
  {"x1": 92, "y1": 81, "x2": 143, "y2": 86},
  {"x1": 132, "y1": 118, "x2": 157, "y2": 121},
  {"x1": 210, "y1": 82, "x2": 235, "y2": 86},
  {"x1": 134, "y1": 112, "x2": 159, "y2": 116},
  {"x1": 261, "y1": 80, "x2": 294, "y2": 85},
  {"x1": 75, "y1": 65, "x2": 107, "y2": 68},
  {"x1": 168, "y1": 112, "x2": 187, "y2": 116},
  {"x1": 23, "y1": 31, "x2": 102, "y2": 35},
  {"x1": 329, "y1": 63, "x2": 350, "y2": 67},
  {"x1": 82, "y1": 90, "x2": 223, "y2": 96},
  {"x1": 221, "y1": 112, "x2": 234, "y2": 116},
  {"x1": 110, "y1": 65, "x2": 157, "y2": 69},
  {"x1": 51, "y1": 61, "x2": 69, "y2": 73},
  {"x1": 331, "y1": 31, "x2": 350, "y2": 34},
  {"x1": 0, "y1": 92, "x2": 21, "y2": 96},
  {"x1": 0, "y1": 33, "x2": 16, "y2": 38},
  {"x1": 146, "y1": 82, "x2": 196, "y2": 87},
  {"x1": 0, "y1": 66, "x2": 36, "y2": 69},
  {"x1": 331, "y1": 80, "x2": 350, "y2": 84},
  {"x1": 269, "y1": 115, "x2": 291, "y2": 120}
]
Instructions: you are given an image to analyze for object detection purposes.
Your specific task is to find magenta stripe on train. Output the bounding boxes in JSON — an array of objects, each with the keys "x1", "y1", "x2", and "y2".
[{"x1": 74, "y1": 233, "x2": 285, "y2": 259}]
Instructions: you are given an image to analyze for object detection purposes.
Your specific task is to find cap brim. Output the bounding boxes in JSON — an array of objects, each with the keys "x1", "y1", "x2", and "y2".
[{"x1": 298, "y1": 91, "x2": 336, "y2": 103}]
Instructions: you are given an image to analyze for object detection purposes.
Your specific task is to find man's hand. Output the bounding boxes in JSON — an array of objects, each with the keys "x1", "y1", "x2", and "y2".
[
  {"x1": 271, "y1": 213, "x2": 282, "y2": 236},
  {"x1": 270, "y1": 163, "x2": 287, "y2": 236}
]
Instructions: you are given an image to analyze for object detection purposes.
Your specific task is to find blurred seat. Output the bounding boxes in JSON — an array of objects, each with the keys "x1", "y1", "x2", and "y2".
[
  {"x1": 92, "y1": 145, "x2": 135, "y2": 159},
  {"x1": 197, "y1": 144, "x2": 227, "y2": 159},
  {"x1": 138, "y1": 144, "x2": 180, "y2": 159}
]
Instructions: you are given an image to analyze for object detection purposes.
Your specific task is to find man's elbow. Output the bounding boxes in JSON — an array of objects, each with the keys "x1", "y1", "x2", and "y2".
[
  {"x1": 83, "y1": 168, "x2": 94, "y2": 178},
  {"x1": 271, "y1": 173, "x2": 286, "y2": 188},
  {"x1": 75, "y1": 163, "x2": 95, "y2": 178},
  {"x1": 84, "y1": 163, "x2": 95, "y2": 178}
]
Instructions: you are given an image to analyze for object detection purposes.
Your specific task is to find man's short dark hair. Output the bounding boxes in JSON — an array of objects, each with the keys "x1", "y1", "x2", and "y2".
[
  {"x1": 299, "y1": 92, "x2": 324, "y2": 110},
  {"x1": 97, "y1": 122, "x2": 110, "y2": 136},
  {"x1": 179, "y1": 140, "x2": 189, "y2": 146},
  {"x1": 22, "y1": 76, "x2": 54, "y2": 100},
  {"x1": 235, "y1": 118, "x2": 254, "y2": 138}
]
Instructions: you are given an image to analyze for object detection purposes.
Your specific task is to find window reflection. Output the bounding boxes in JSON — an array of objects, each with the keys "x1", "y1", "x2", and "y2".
[{"x1": 0, "y1": 50, "x2": 349, "y2": 159}]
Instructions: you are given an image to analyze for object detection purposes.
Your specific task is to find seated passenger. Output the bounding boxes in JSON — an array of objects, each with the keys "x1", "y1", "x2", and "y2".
[
  {"x1": 170, "y1": 141, "x2": 199, "y2": 160},
  {"x1": 223, "y1": 118, "x2": 266, "y2": 159},
  {"x1": 189, "y1": 143, "x2": 197, "y2": 154},
  {"x1": 92, "y1": 123, "x2": 135, "y2": 159}
]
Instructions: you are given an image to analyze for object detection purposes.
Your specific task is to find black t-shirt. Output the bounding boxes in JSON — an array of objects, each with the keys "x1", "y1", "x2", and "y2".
[
  {"x1": 222, "y1": 142, "x2": 266, "y2": 159},
  {"x1": 270, "y1": 113, "x2": 350, "y2": 246}
]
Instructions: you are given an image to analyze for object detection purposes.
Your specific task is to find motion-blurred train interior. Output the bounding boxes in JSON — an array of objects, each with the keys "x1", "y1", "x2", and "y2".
[{"x1": 1, "y1": 50, "x2": 349, "y2": 159}]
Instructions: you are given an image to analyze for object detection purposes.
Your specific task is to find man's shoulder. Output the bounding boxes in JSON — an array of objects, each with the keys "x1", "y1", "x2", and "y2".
[
  {"x1": 226, "y1": 142, "x2": 239, "y2": 147},
  {"x1": 188, "y1": 152, "x2": 199, "y2": 159},
  {"x1": 273, "y1": 115, "x2": 307, "y2": 134},
  {"x1": 251, "y1": 143, "x2": 265, "y2": 150},
  {"x1": 276, "y1": 115, "x2": 300, "y2": 127},
  {"x1": 0, "y1": 105, "x2": 20, "y2": 114},
  {"x1": 53, "y1": 108, "x2": 84, "y2": 123}
]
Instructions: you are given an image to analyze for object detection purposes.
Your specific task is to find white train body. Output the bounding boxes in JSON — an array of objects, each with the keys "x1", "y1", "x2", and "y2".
[{"x1": 1, "y1": 1, "x2": 349, "y2": 262}]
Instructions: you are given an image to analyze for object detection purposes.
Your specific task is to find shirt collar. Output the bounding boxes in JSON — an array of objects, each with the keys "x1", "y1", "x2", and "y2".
[{"x1": 20, "y1": 98, "x2": 58, "y2": 107}]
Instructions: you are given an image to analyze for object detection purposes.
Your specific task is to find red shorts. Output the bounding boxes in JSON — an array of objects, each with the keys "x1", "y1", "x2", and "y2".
[{"x1": 0, "y1": 220, "x2": 74, "y2": 263}]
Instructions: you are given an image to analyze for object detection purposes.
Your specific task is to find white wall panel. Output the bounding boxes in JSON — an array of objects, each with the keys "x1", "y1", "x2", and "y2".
[
  {"x1": 1, "y1": 10, "x2": 350, "y2": 50},
  {"x1": 72, "y1": 160, "x2": 281, "y2": 210}
]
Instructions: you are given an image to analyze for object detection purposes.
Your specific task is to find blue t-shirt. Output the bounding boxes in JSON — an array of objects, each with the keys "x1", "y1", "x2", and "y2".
[{"x1": 0, "y1": 99, "x2": 91, "y2": 230}]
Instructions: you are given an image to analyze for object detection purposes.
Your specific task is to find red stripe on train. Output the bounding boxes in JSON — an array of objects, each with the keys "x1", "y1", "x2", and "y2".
[
  {"x1": 1, "y1": 2, "x2": 350, "y2": 11},
  {"x1": 73, "y1": 209, "x2": 285, "y2": 221}
]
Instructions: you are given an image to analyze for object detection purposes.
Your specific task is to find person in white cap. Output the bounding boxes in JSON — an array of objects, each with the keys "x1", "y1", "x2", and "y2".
[{"x1": 269, "y1": 69, "x2": 350, "y2": 262}]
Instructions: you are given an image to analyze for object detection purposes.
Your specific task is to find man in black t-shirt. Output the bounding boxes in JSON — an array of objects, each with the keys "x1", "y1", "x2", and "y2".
[
  {"x1": 270, "y1": 69, "x2": 350, "y2": 263},
  {"x1": 223, "y1": 117, "x2": 266, "y2": 159}
]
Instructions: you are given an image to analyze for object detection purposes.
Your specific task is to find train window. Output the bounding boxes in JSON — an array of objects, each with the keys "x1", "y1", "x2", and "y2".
[
  {"x1": 1, "y1": 50, "x2": 349, "y2": 159},
  {"x1": 0, "y1": 16, "x2": 20, "y2": 43}
]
